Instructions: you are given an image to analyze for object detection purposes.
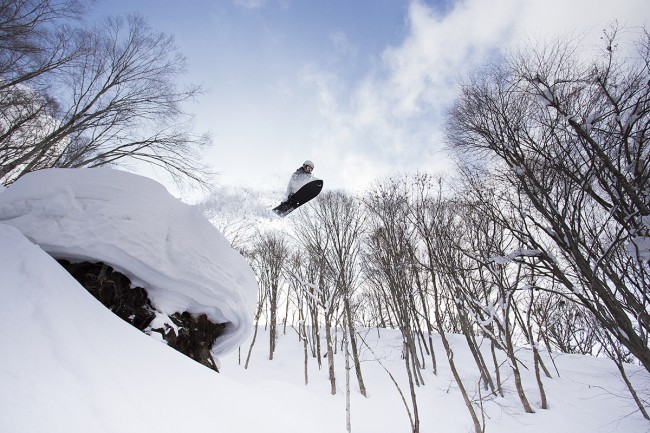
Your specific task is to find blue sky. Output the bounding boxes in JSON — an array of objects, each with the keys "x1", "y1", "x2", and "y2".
[{"x1": 93, "y1": 0, "x2": 649, "y2": 197}]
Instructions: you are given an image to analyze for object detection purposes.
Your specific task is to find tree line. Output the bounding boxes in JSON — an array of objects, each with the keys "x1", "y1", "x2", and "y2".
[{"x1": 213, "y1": 25, "x2": 649, "y2": 433}]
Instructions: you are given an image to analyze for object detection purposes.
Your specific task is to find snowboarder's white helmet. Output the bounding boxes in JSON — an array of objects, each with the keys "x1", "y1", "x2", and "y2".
[{"x1": 303, "y1": 160, "x2": 314, "y2": 169}]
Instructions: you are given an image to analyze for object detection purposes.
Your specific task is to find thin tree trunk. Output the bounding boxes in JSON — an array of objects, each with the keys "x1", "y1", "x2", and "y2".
[
  {"x1": 345, "y1": 296, "x2": 367, "y2": 397},
  {"x1": 302, "y1": 321, "x2": 309, "y2": 385},
  {"x1": 428, "y1": 331, "x2": 438, "y2": 376},
  {"x1": 245, "y1": 324, "x2": 259, "y2": 369},
  {"x1": 617, "y1": 359, "x2": 650, "y2": 419},
  {"x1": 417, "y1": 284, "x2": 437, "y2": 375},
  {"x1": 283, "y1": 294, "x2": 290, "y2": 335},
  {"x1": 540, "y1": 331, "x2": 561, "y2": 378},
  {"x1": 439, "y1": 329, "x2": 483, "y2": 433},
  {"x1": 403, "y1": 339, "x2": 420, "y2": 433},
  {"x1": 269, "y1": 284, "x2": 278, "y2": 360},
  {"x1": 325, "y1": 318, "x2": 337, "y2": 395},
  {"x1": 490, "y1": 339, "x2": 504, "y2": 397},
  {"x1": 532, "y1": 344, "x2": 548, "y2": 409},
  {"x1": 537, "y1": 348, "x2": 552, "y2": 379},
  {"x1": 311, "y1": 306, "x2": 322, "y2": 368},
  {"x1": 459, "y1": 309, "x2": 496, "y2": 395},
  {"x1": 504, "y1": 293, "x2": 534, "y2": 413},
  {"x1": 344, "y1": 323, "x2": 352, "y2": 433},
  {"x1": 405, "y1": 328, "x2": 424, "y2": 387},
  {"x1": 613, "y1": 349, "x2": 650, "y2": 420},
  {"x1": 507, "y1": 341, "x2": 534, "y2": 413},
  {"x1": 245, "y1": 296, "x2": 266, "y2": 369}
]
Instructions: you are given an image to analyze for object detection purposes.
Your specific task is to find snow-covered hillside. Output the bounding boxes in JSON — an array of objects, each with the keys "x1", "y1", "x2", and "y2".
[{"x1": 0, "y1": 168, "x2": 647, "y2": 433}]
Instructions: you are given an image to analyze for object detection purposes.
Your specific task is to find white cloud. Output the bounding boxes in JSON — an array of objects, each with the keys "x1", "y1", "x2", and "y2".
[
  {"x1": 307, "y1": 0, "x2": 514, "y2": 190},
  {"x1": 306, "y1": 0, "x2": 649, "y2": 191}
]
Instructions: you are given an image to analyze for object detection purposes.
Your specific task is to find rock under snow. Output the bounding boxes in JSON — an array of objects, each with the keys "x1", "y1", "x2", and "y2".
[{"x1": 0, "y1": 167, "x2": 257, "y2": 356}]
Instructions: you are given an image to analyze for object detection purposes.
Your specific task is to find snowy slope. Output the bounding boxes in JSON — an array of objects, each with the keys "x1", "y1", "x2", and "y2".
[
  {"x1": 0, "y1": 224, "x2": 337, "y2": 433},
  {"x1": 0, "y1": 168, "x2": 647, "y2": 433},
  {"x1": 1, "y1": 223, "x2": 648, "y2": 432}
]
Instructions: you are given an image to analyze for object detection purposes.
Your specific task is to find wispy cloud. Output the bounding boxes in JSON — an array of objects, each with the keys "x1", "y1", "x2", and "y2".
[
  {"x1": 304, "y1": 0, "x2": 514, "y2": 190},
  {"x1": 233, "y1": 0, "x2": 267, "y2": 10},
  {"x1": 304, "y1": 0, "x2": 649, "y2": 191}
]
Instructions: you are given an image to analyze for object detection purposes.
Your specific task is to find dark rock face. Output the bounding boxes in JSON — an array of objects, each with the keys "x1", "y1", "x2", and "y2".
[
  {"x1": 57, "y1": 260, "x2": 156, "y2": 330},
  {"x1": 58, "y1": 260, "x2": 225, "y2": 372},
  {"x1": 158, "y1": 312, "x2": 226, "y2": 372}
]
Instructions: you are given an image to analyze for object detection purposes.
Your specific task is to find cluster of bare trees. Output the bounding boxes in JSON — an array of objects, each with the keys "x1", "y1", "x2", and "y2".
[
  {"x1": 448, "y1": 24, "x2": 650, "y2": 373},
  {"x1": 0, "y1": 0, "x2": 210, "y2": 187},
  {"x1": 224, "y1": 25, "x2": 649, "y2": 433}
]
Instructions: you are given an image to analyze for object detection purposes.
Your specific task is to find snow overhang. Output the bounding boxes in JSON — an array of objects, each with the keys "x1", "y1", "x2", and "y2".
[{"x1": 0, "y1": 168, "x2": 257, "y2": 356}]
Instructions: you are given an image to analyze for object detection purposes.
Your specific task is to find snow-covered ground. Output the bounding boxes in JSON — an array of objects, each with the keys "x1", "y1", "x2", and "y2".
[{"x1": 0, "y1": 168, "x2": 648, "y2": 433}]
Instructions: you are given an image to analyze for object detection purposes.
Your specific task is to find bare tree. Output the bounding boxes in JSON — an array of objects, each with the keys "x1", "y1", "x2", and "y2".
[
  {"x1": 533, "y1": 292, "x2": 600, "y2": 356},
  {"x1": 293, "y1": 205, "x2": 340, "y2": 395},
  {"x1": 363, "y1": 177, "x2": 423, "y2": 433},
  {"x1": 315, "y1": 191, "x2": 368, "y2": 397},
  {"x1": 285, "y1": 252, "x2": 312, "y2": 385},
  {"x1": 294, "y1": 253, "x2": 325, "y2": 369},
  {"x1": 407, "y1": 175, "x2": 489, "y2": 432},
  {"x1": 0, "y1": 0, "x2": 86, "y2": 180},
  {"x1": 244, "y1": 280, "x2": 267, "y2": 369},
  {"x1": 1, "y1": 2, "x2": 211, "y2": 186},
  {"x1": 250, "y1": 230, "x2": 289, "y2": 361},
  {"x1": 0, "y1": 0, "x2": 85, "y2": 87},
  {"x1": 447, "y1": 25, "x2": 650, "y2": 375}
]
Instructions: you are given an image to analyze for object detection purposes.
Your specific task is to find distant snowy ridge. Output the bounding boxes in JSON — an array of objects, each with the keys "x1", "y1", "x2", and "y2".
[{"x1": 0, "y1": 168, "x2": 258, "y2": 356}]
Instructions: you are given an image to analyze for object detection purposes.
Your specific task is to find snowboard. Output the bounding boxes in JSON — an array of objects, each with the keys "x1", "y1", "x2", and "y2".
[{"x1": 272, "y1": 179, "x2": 323, "y2": 217}]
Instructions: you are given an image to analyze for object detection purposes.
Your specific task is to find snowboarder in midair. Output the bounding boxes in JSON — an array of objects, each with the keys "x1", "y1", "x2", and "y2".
[
  {"x1": 285, "y1": 160, "x2": 315, "y2": 201},
  {"x1": 272, "y1": 160, "x2": 323, "y2": 217}
]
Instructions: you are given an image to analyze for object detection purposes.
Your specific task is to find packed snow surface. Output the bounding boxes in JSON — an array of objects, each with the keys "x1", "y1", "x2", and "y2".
[{"x1": 0, "y1": 167, "x2": 257, "y2": 355}]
